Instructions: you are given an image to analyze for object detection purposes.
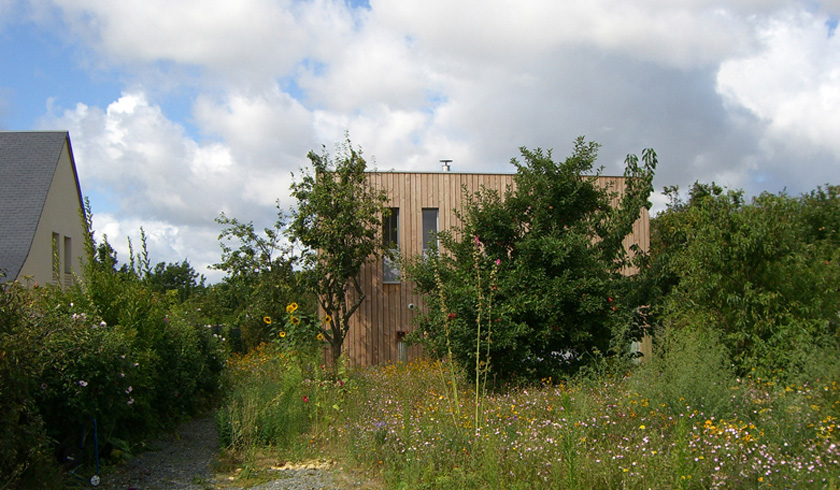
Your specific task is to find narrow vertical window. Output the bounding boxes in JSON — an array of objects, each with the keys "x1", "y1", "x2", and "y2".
[
  {"x1": 51, "y1": 232, "x2": 60, "y2": 282},
  {"x1": 397, "y1": 331, "x2": 408, "y2": 363},
  {"x1": 383, "y1": 208, "x2": 400, "y2": 283},
  {"x1": 422, "y1": 208, "x2": 439, "y2": 255},
  {"x1": 63, "y1": 236, "x2": 72, "y2": 274}
]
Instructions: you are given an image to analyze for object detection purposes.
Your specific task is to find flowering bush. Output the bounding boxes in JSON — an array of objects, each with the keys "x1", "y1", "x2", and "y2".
[{"x1": 0, "y1": 243, "x2": 228, "y2": 485}]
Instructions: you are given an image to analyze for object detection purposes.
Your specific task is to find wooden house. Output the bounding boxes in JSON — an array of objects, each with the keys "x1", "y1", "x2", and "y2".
[
  {"x1": 339, "y1": 170, "x2": 650, "y2": 367},
  {"x1": 0, "y1": 131, "x2": 87, "y2": 288}
]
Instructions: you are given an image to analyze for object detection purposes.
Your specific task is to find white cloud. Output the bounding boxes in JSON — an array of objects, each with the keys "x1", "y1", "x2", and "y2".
[
  {"x1": 94, "y1": 212, "x2": 223, "y2": 281},
  {"x1": 717, "y1": 9, "x2": 840, "y2": 185},
  {"x1": 371, "y1": 0, "x2": 765, "y2": 69},
  {"x1": 37, "y1": 87, "x2": 326, "y2": 280},
  {"x1": 301, "y1": 24, "x2": 432, "y2": 112},
  {"x1": 15, "y1": 0, "x2": 840, "y2": 281},
  {"x1": 0, "y1": 0, "x2": 14, "y2": 22},
  {"x1": 193, "y1": 87, "x2": 313, "y2": 167},
  {"x1": 44, "y1": 93, "x2": 228, "y2": 220},
  {"x1": 49, "y1": 0, "x2": 306, "y2": 75},
  {"x1": 38, "y1": 92, "x2": 263, "y2": 260}
]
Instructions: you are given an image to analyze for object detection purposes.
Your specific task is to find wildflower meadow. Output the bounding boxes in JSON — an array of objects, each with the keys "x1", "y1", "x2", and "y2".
[
  {"x1": 217, "y1": 305, "x2": 840, "y2": 489},
  {"x1": 217, "y1": 344, "x2": 840, "y2": 489}
]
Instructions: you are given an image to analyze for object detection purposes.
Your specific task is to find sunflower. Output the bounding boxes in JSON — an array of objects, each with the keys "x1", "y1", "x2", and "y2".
[
  {"x1": 263, "y1": 316, "x2": 272, "y2": 325},
  {"x1": 323, "y1": 315, "x2": 332, "y2": 324},
  {"x1": 286, "y1": 303, "x2": 299, "y2": 314},
  {"x1": 278, "y1": 331, "x2": 286, "y2": 338},
  {"x1": 291, "y1": 316, "x2": 300, "y2": 325},
  {"x1": 317, "y1": 333, "x2": 325, "y2": 342}
]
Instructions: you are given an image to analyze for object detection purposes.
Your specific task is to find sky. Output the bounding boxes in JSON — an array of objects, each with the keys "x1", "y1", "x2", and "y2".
[{"x1": 2, "y1": 0, "x2": 839, "y2": 283}]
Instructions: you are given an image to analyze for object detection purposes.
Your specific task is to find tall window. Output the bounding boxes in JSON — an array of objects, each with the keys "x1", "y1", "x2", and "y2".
[
  {"x1": 51, "y1": 232, "x2": 60, "y2": 282},
  {"x1": 63, "y1": 236, "x2": 72, "y2": 274},
  {"x1": 383, "y1": 208, "x2": 400, "y2": 283},
  {"x1": 422, "y1": 208, "x2": 439, "y2": 255}
]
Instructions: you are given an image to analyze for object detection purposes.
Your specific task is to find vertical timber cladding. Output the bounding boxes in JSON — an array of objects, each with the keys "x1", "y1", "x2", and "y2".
[{"x1": 340, "y1": 172, "x2": 650, "y2": 367}]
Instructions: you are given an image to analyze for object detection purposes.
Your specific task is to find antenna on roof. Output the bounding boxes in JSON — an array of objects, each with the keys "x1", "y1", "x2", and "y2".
[{"x1": 440, "y1": 159, "x2": 452, "y2": 172}]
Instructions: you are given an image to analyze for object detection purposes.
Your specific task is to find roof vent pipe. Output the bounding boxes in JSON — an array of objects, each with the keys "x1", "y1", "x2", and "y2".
[{"x1": 440, "y1": 159, "x2": 452, "y2": 172}]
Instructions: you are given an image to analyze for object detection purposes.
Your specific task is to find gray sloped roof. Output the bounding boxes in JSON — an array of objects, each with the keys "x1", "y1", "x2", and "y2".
[{"x1": 0, "y1": 131, "x2": 74, "y2": 282}]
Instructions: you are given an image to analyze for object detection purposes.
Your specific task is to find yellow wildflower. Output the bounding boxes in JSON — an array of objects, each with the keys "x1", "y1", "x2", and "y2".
[
  {"x1": 323, "y1": 315, "x2": 332, "y2": 324},
  {"x1": 286, "y1": 303, "x2": 299, "y2": 313},
  {"x1": 263, "y1": 316, "x2": 272, "y2": 324},
  {"x1": 291, "y1": 316, "x2": 300, "y2": 325},
  {"x1": 279, "y1": 331, "x2": 286, "y2": 338},
  {"x1": 317, "y1": 333, "x2": 325, "y2": 341}
]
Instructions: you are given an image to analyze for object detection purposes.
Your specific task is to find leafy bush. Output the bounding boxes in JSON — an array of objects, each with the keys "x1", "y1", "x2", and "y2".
[
  {"x1": 0, "y1": 227, "x2": 228, "y2": 485},
  {"x1": 0, "y1": 282, "x2": 57, "y2": 487},
  {"x1": 406, "y1": 139, "x2": 656, "y2": 381},
  {"x1": 642, "y1": 183, "x2": 840, "y2": 377}
]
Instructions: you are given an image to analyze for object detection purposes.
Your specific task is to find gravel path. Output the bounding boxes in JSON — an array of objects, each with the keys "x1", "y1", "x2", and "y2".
[{"x1": 97, "y1": 417, "x2": 377, "y2": 490}]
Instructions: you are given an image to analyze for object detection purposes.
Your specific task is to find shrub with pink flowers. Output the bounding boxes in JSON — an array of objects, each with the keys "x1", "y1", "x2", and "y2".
[{"x1": 0, "y1": 233, "x2": 227, "y2": 487}]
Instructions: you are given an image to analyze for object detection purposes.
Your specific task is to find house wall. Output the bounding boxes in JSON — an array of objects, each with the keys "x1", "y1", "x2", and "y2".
[
  {"x1": 17, "y1": 141, "x2": 86, "y2": 288},
  {"x1": 339, "y1": 172, "x2": 650, "y2": 367}
]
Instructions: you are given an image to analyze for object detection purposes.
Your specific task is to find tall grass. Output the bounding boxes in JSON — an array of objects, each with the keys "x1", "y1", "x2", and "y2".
[
  {"x1": 219, "y1": 339, "x2": 840, "y2": 489},
  {"x1": 216, "y1": 343, "x2": 348, "y2": 465}
]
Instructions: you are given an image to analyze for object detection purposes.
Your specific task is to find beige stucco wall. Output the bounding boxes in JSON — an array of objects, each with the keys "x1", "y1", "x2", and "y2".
[{"x1": 17, "y1": 141, "x2": 86, "y2": 288}]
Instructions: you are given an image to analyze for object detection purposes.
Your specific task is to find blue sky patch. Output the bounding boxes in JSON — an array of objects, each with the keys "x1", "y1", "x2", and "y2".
[
  {"x1": 827, "y1": 16, "x2": 838, "y2": 38},
  {"x1": 0, "y1": 22, "x2": 123, "y2": 129}
]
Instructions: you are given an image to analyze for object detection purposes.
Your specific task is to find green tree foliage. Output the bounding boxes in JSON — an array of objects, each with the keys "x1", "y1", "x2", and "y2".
[
  {"x1": 642, "y1": 182, "x2": 840, "y2": 377},
  {"x1": 406, "y1": 138, "x2": 656, "y2": 380},
  {"x1": 213, "y1": 205, "x2": 304, "y2": 350},
  {"x1": 146, "y1": 260, "x2": 206, "y2": 303},
  {"x1": 288, "y1": 137, "x2": 389, "y2": 365}
]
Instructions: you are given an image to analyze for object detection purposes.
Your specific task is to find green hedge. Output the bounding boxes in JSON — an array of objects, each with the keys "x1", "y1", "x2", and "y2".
[{"x1": 0, "y1": 277, "x2": 227, "y2": 487}]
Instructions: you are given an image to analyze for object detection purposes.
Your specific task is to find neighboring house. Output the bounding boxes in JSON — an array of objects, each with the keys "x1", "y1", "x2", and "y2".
[
  {"x1": 339, "y1": 170, "x2": 650, "y2": 367},
  {"x1": 0, "y1": 131, "x2": 87, "y2": 288}
]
